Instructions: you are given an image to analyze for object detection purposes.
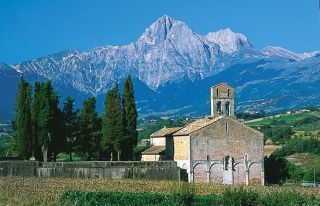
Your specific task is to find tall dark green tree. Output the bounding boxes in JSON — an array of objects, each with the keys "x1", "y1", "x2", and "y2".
[
  {"x1": 35, "y1": 81, "x2": 64, "y2": 162},
  {"x1": 122, "y1": 75, "x2": 138, "y2": 160},
  {"x1": 48, "y1": 92, "x2": 65, "y2": 161},
  {"x1": 78, "y1": 97, "x2": 101, "y2": 160},
  {"x1": 37, "y1": 81, "x2": 53, "y2": 162},
  {"x1": 14, "y1": 77, "x2": 33, "y2": 159},
  {"x1": 31, "y1": 82, "x2": 43, "y2": 161},
  {"x1": 102, "y1": 83, "x2": 123, "y2": 161},
  {"x1": 62, "y1": 96, "x2": 79, "y2": 161}
]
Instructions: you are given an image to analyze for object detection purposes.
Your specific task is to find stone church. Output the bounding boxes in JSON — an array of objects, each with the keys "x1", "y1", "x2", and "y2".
[{"x1": 141, "y1": 83, "x2": 264, "y2": 185}]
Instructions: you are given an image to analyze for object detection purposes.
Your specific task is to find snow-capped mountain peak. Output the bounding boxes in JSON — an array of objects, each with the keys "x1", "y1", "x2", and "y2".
[
  {"x1": 138, "y1": 15, "x2": 193, "y2": 46},
  {"x1": 205, "y1": 28, "x2": 253, "y2": 53},
  {"x1": 302, "y1": 51, "x2": 320, "y2": 59},
  {"x1": 261, "y1": 46, "x2": 302, "y2": 61}
]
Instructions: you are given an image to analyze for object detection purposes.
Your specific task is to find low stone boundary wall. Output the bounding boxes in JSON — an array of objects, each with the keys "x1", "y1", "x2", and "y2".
[
  {"x1": 0, "y1": 160, "x2": 39, "y2": 177},
  {"x1": 0, "y1": 161, "x2": 181, "y2": 180}
]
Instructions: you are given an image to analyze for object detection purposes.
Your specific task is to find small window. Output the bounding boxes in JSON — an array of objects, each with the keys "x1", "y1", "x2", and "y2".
[
  {"x1": 227, "y1": 89, "x2": 230, "y2": 97},
  {"x1": 206, "y1": 155, "x2": 210, "y2": 161},
  {"x1": 225, "y1": 123, "x2": 229, "y2": 131},
  {"x1": 216, "y1": 88, "x2": 219, "y2": 97}
]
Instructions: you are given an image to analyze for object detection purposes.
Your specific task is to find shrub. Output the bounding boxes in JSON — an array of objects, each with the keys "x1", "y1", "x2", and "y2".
[
  {"x1": 59, "y1": 189, "x2": 320, "y2": 206},
  {"x1": 221, "y1": 188, "x2": 258, "y2": 206},
  {"x1": 258, "y1": 191, "x2": 319, "y2": 206}
]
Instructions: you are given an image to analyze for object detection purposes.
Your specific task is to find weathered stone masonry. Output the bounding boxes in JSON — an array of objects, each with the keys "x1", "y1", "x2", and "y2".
[{"x1": 0, "y1": 161, "x2": 181, "y2": 180}]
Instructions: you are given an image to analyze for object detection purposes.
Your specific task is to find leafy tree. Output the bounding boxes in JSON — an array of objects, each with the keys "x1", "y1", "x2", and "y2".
[
  {"x1": 273, "y1": 137, "x2": 320, "y2": 157},
  {"x1": 303, "y1": 169, "x2": 320, "y2": 182},
  {"x1": 264, "y1": 154, "x2": 289, "y2": 184},
  {"x1": 121, "y1": 75, "x2": 138, "y2": 160},
  {"x1": 102, "y1": 83, "x2": 123, "y2": 161},
  {"x1": 78, "y1": 97, "x2": 101, "y2": 160},
  {"x1": 14, "y1": 77, "x2": 33, "y2": 159},
  {"x1": 261, "y1": 126, "x2": 293, "y2": 144},
  {"x1": 62, "y1": 96, "x2": 79, "y2": 161},
  {"x1": 235, "y1": 111, "x2": 267, "y2": 120},
  {"x1": 286, "y1": 161, "x2": 304, "y2": 182}
]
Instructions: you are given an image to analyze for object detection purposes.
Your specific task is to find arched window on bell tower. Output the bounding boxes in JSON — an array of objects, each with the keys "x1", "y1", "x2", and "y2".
[
  {"x1": 217, "y1": 101, "x2": 222, "y2": 115},
  {"x1": 225, "y1": 101, "x2": 230, "y2": 116}
]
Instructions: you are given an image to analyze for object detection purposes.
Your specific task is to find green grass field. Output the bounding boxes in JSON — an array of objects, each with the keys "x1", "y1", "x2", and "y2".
[{"x1": 244, "y1": 112, "x2": 315, "y2": 126}]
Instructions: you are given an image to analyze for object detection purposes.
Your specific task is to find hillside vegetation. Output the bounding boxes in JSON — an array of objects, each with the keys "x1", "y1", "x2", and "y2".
[{"x1": 245, "y1": 107, "x2": 320, "y2": 184}]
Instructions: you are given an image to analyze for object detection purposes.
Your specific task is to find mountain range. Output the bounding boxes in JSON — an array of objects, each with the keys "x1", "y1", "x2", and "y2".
[{"x1": 1, "y1": 15, "x2": 320, "y2": 122}]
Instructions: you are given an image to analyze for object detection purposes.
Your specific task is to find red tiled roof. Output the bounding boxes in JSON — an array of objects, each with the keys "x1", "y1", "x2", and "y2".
[
  {"x1": 141, "y1": 146, "x2": 166, "y2": 155},
  {"x1": 173, "y1": 116, "x2": 223, "y2": 136},
  {"x1": 150, "y1": 127, "x2": 182, "y2": 137}
]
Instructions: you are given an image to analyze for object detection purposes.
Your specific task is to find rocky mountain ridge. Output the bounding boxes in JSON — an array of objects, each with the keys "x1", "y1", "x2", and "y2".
[{"x1": 1, "y1": 15, "x2": 319, "y2": 120}]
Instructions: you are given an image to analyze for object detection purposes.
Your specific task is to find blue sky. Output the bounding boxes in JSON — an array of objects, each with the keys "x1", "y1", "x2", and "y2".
[{"x1": 0, "y1": 0, "x2": 319, "y2": 64}]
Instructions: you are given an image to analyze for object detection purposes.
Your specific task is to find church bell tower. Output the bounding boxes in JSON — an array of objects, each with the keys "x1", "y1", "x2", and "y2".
[{"x1": 210, "y1": 83, "x2": 235, "y2": 117}]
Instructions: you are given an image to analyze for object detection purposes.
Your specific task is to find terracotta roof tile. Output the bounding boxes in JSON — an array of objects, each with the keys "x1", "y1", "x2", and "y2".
[
  {"x1": 173, "y1": 116, "x2": 223, "y2": 136},
  {"x1": 141, "y1": 146, "x2": 166, "y2": 155},
  {"x1": 150, "y1": 127, "x2": 182, "y2": 137}
]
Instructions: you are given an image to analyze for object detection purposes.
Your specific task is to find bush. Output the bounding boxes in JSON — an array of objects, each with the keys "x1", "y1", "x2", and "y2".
[
  {"x1": 221, "y1": 188, "x2": 259, "y2": 206},
  {"x1": 59, "y1": 188, "x2": 320, "y2": 206},
  {"x1": 170, "y1": 182, "x2": 195, "y2": 206},
  {"x1": 264, "y1": 155, "x2": 289, "y2": 184},
  {"x1": 258, "y1": 191, "x2": 319, "y2": 206},
  {"x1": 60, "y1": 191, "x2": 176, "y2": 206}
]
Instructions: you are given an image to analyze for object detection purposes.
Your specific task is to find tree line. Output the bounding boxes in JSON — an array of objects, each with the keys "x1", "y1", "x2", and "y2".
[{"x1": 10, "y1": 76, "x2": 137, "y2": 162}]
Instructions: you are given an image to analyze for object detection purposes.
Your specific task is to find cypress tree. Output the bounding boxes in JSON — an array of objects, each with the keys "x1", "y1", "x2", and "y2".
[
  {"x1": 37, "y1": 81, "x2": 58, "y2": 162},
  {"x1": 79, "y1": 97, "x2": 101, "y2": 160},
  {"x1": 38, "y1": 82, "x2": 50, "y2": 162},
  {"x1": 31, "y1": 82, "x2": 43, "y2": 161},
  {"x1": 102, "y1": 83, "x2": 123, "y2": 161},
  {"x1": 48, "y1": 92, "x2": 65, "y2": 161},
  {"x1": 122, "y1": 75, "x2": 138, "y2": 160},
  {"x1": 14, "y1": 77, "x2": 33, "y2": 159},
  {"x1": 62, "y1": 96, "x2": 79, "y2": 161}
]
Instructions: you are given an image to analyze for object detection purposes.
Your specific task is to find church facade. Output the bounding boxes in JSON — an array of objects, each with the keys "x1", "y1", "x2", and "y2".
[{"x1": 141, "y1": 83, "x2": 264, "y2": 185}]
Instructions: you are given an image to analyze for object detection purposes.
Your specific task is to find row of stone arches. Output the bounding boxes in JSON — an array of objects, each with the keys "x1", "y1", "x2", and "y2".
[{"x1": 191, "y1": 155, "x2": 262, "y2": 185}]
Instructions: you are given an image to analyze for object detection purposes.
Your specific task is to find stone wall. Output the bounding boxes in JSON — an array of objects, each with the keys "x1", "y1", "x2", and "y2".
[
  {"x1": 173, "y1": 135, "x2": 189, "y2": 161},
  {"x1": 0, "y1": 161, "x2": 181, "y2": 180},
  {"x1": 0, "y1": 161, "x2": 39, "y2": 177},
  {"x1": 150, "y1": 137, "x2": 166, "y2": 146}
]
